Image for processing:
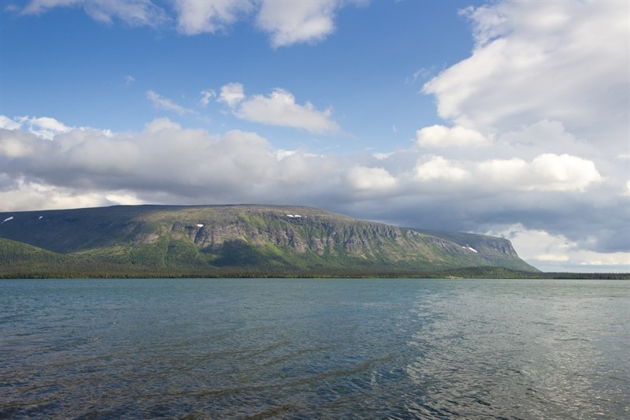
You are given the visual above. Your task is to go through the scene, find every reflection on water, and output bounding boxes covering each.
[404,282,629,418]
[1,278,628,418]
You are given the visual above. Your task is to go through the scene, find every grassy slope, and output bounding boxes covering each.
[0,205,540,277]
[1,237,627,279]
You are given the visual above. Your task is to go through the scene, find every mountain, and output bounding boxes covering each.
[0,204,538,277]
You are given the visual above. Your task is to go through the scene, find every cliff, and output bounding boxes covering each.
[0,204,538,277]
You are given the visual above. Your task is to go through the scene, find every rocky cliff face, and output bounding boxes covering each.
[0,205,538,274]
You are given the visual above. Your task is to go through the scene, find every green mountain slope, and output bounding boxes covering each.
[0,205,538,277]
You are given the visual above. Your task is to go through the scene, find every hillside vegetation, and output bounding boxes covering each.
[0,204,539,278]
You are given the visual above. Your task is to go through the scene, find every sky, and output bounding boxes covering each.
[0,0,629,272]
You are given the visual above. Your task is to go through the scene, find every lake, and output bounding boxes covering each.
[1,278,629,418]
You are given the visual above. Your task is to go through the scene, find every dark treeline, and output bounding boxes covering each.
[1,266,628,280]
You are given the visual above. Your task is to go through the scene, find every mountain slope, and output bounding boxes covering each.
[0,205,538,277]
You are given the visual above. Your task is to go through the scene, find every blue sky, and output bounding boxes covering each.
[1,0,482,152]
[0,0,629,272]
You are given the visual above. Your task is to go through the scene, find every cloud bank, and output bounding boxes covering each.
[1,110,627,272]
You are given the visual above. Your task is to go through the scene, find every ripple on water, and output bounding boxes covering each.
[0,278,629,418]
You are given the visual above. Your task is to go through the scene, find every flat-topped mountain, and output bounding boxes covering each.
[0,204,538,277]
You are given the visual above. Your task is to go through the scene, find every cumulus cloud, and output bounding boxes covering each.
[478,154,602,192]
[218,84,339,133]
[0,116,23,131]
[1,114,629,271]
[347,166,397,192]
[218,83,245,107]
[236,89,339,133]
[173,0,359,46]
[22,117,71,139]
[146,90,194,115]
[422,0,629,149]
[177,0,362,46]
[415,156,469,182]
[416,125,489,148]
[0,117,344,203]
[1,116,71,140]
[410,153,602,192]
[0,130,37,158]
[526,154,603,192]
[398,0,629,268]
[18,0,358,46]
[172,0,252,35]
[257,0,339,47]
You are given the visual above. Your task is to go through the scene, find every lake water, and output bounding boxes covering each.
[1,278,629,419]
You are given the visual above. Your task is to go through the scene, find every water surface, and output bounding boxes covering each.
[1,278,629,418]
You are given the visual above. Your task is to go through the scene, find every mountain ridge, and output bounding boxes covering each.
[0,204,539,277]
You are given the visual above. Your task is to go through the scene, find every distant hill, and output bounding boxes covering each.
[0,204,539,278]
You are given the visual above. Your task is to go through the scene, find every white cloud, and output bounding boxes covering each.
[410,0,628,202]
[199,89,216,106]
[19,0,358,47]
[478,154,602,192]
[18,0,361,47]
[146,90,194,115]
[400,0,627,265]
[0,116,21,131]
[411,153,602,192]
[236,89,338,133]
[257,0,339,47]
[416,125,489,147]
[498,119,579,149]
[528,154,602,192]
[0,178,142,211]
[347,166,397,192]
[373,152,393,161]
[490,224,630,272]
[218,83,245,107]
[0,130,37,158]
[422,0,629,149]
[535,254,569,263]
[22,0,78,13]
[275,149,296,160]
[1,114,628,269]
[22,0,167,26]
[172,0,253,35]
[219,84,339,133]
[124,74,135,85]
[415,156,469,182]
[24,116,71,137]
[1,116,72,140]
[476,158,525,186]
[0,117,342,203]
[144,117,182,132]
